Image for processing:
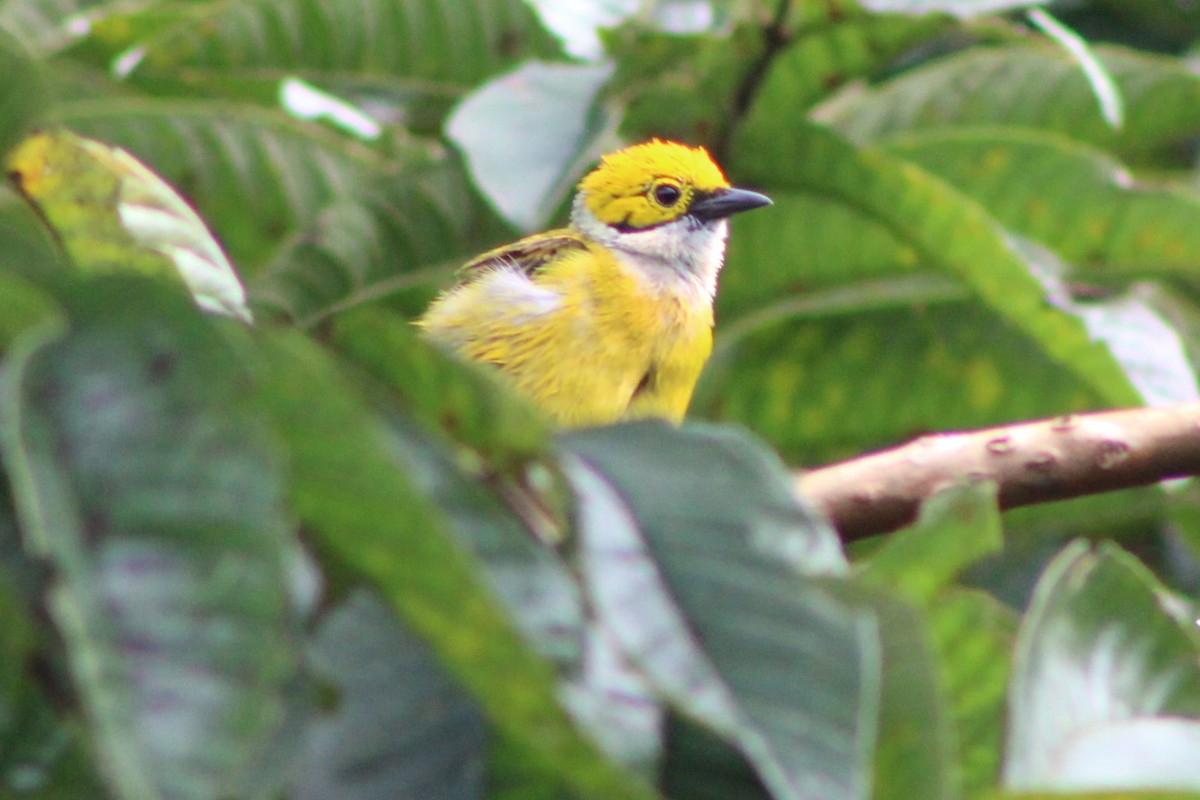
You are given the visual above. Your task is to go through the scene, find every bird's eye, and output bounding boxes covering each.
[652,182,682,207]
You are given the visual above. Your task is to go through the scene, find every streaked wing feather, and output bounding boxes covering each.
[458,229,589,280]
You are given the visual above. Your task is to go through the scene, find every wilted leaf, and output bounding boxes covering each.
[6,131,252,322]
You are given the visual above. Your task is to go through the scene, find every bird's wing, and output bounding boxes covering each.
[457,229,590,280]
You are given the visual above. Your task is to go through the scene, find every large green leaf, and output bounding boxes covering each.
[294,590,486,800]
[0,277,301,800]
[699,302,1102,463]
[746,13,948,120]
[564,423,865,800]
[252,160,506,325]
[818,44,1200,157]
[859,483,1010,800]
[80,0,561,88]
[1005,541,1200,792]
[930,590,1015,799]
[884,128,1200,277]
[253,329,654,800]
[731,118,1142,408]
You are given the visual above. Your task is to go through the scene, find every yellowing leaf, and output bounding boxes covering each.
[7,130,252,322]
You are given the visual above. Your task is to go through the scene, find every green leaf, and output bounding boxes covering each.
[294,590,486,800]
[0,517,109,799]
[700,300,1101,464]
[253,152,510,325]
[858,587,955,800]
[859,481,1003,603]
[1027,9,1123,129]
[857,484,1008,800]
[0,277,301,800]
[448,60,616,231]
[0,0,107,52]
[930,590,1015,799]
[731,118,1142,407]
[6,131,252,322]
[0,30,45,156]
[859,0,1037,13]
[818,44,1200,157]
[331,306,553,465]
[883,128,1200,277]
[84,0,561,88]
[564,422,864,800]
[54,100,381,272]
[253,330,654,800]
[1005,541,1200,792]
[747,13,948,117]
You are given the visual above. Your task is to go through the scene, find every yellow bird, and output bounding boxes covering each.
[418,139,771,427]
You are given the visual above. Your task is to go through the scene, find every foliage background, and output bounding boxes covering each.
[3,0,1200,798]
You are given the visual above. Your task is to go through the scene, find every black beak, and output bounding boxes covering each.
[689,187,772,222]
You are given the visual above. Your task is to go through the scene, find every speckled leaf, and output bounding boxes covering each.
[697,302,1102,464]
[884,129,1200,277]
[731,118,1142,408]
[0,277,300,800]
[6,131,253,322]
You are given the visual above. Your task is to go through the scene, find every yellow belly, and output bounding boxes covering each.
[418,243,713,427]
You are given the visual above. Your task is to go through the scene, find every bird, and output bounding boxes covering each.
[417,139,771,427]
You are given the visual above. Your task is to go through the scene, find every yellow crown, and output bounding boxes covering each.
[577,139,731,230]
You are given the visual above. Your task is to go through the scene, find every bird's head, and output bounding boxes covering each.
[569,139,771,294]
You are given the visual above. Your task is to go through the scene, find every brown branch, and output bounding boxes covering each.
[794,403,1200,541]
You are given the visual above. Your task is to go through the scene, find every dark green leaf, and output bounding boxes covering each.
[253,330,654,800]
[0,276,301,800]
[295,590,486,800]
[565,422,863,800]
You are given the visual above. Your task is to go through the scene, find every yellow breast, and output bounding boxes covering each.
[418,240,713,427]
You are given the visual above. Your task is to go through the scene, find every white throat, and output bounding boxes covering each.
[570,195,729,301]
